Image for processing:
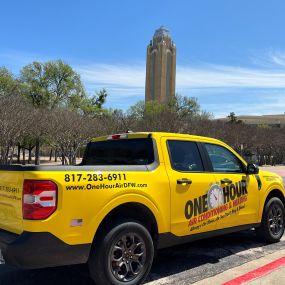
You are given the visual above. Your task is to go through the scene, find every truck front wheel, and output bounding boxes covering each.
[88,221,154,285]
[256,197,285,243]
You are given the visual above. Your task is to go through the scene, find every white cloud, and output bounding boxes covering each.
[2,50,285,115]
[177,65,285,88]
[269,52,285,67]
[77,61,285,92]
[250,50,285,69]
[76,60,285,115]
[3,50,285,91]
[77,64,145,88]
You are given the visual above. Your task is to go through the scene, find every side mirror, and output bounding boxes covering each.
[246,163,259,175]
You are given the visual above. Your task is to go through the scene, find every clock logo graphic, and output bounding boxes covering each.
[207,184,224,209]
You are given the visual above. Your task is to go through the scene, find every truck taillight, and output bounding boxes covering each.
[23,180,57,220]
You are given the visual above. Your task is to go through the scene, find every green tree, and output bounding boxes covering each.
[20,62,49,107]
[0,67,20,97]
[81,88,108,115]
[227,112,242,124]
[127,101,145,119]
[20,60,85,109]
[127,95,211,120]
[44,60,85,109]
[93,88,107,109]
[168,95,205,119]
[127,100,165,119]
[20,60,108,114]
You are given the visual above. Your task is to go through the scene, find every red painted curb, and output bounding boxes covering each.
[222,256,285,285]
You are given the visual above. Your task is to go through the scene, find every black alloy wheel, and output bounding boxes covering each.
[109,233,146,282]
[88,221,154,285]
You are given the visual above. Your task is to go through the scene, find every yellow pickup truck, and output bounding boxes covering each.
[0,132,284,285]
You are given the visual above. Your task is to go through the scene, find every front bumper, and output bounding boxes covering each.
[0,229,91,269]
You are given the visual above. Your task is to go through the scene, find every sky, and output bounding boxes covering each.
[1,0,285,118]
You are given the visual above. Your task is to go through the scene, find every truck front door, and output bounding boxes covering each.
[162,138,219,237]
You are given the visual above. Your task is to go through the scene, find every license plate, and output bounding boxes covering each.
[0,250,5,264]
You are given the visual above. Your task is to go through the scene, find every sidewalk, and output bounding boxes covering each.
[246,265,285,285]
[194,249,285,285]
[223,256,285,285]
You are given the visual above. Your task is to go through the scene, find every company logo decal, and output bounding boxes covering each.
[185,180,248,231]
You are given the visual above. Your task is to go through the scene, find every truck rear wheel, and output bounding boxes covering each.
[256,197,285,243]
[88,221,154,285]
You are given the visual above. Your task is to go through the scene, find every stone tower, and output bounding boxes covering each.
[145,26,176,102]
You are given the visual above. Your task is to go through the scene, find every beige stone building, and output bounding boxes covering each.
[145,26,176,102]
[220,114,285,128]
[237,114,285,128]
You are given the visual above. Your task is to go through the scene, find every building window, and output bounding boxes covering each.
[151,51,156,100]
[166,51,172,99]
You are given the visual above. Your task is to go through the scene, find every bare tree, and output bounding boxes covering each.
[0,95,36,164]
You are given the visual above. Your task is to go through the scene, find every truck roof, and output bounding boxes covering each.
[90,132,223,145]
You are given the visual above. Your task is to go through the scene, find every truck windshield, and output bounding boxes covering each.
[83,138,155,165]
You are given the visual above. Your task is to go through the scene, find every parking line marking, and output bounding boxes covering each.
[222,256,285,285]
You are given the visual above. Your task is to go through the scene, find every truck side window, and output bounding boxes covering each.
[205,143,244,173]
[167,140,204,172]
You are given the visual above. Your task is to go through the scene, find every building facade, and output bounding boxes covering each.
[145,26,176,103]
[219,114,285,128]
[237,114,285,128]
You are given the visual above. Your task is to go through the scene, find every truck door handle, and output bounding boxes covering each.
[220,179,232,184]
[177,179,192,185]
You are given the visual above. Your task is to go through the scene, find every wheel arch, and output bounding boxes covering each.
[92,202,159,248]
[265,189,285,205]
[260,188,285,220]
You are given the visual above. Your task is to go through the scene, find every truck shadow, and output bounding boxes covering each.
[0,230,284,285]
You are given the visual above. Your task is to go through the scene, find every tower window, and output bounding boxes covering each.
[151,51,156,100]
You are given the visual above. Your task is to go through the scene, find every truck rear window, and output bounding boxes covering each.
[83,138,155,165]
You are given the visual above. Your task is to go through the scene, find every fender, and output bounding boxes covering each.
[258,183,285,221]
[87,193,169,243]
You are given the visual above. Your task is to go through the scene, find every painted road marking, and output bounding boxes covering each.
[222,256,285,285]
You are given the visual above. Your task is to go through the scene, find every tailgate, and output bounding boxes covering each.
[0,171,23,234]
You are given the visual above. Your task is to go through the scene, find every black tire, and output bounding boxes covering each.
[88,221,154,285]
[256,197,285,243]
